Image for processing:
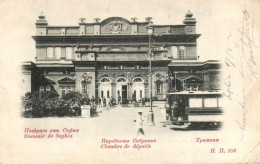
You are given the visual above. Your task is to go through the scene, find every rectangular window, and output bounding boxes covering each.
[107,90,110,98]
[55,47,61,59]
[66,47,73,59]
[204,98,218,107]
[46,85,51,91]
[67,86,72,93]
[47,47,54,59]
[140,90,142,98]
[40,86,44,93]
[82,84,87,94]
[193,85,199,91]
[179,46,186,59]
[101,91,104,98]
[189,98,203,108]
[218,97,223,107]
[157,84,162,93]
[187,85,192,91]
[101,66,108,69]
[62,86,66,97]
[73,47,77,59]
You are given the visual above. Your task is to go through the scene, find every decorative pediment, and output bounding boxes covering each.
[58,77,75,84]
[101,17,131,34]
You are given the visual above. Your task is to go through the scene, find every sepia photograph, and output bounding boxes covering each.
[1,0,260,163]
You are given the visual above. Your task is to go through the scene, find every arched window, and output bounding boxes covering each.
[133,78,143,82]
[117,78,126,82]
[101,77,110,82]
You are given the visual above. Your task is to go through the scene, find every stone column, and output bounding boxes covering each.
[111,82,116,99]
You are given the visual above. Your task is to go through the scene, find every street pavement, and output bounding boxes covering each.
[92,105,170,137]
[17,104,225,164]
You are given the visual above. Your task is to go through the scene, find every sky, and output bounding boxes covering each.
[0,0,260,64]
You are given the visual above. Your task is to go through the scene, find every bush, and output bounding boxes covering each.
[21,91,81,118]
[22,110,33,118]
[22,92,33,111]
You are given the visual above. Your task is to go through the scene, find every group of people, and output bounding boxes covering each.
[97,96,115,108]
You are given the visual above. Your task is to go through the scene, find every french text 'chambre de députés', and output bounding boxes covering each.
[100,138,156,149]
[24,128,79,139]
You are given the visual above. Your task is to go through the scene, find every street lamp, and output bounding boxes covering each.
[147,22,155,126]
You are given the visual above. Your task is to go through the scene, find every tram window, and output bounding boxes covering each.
[189,98,203,108]
[218,97,223,107]
[204,98,218,107]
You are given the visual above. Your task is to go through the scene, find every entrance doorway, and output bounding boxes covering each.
[122,85,127,100]
[132,77,144,101]
[116,77,128,104]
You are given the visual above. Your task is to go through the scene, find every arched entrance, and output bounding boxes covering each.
[115,77,128,104]
[131,77,144,101]
[99,77,112,99]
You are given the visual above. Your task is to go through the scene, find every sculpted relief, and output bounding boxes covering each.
[101,17,131,34]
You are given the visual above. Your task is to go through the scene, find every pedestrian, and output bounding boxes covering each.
[118,95,121,105]
[98,97,101,108]
[110,96,113,107]
[91,96,95,103]
[103,97,106,108]
[135,111,145,137]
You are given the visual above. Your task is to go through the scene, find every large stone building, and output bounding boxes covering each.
[22,11,221,103]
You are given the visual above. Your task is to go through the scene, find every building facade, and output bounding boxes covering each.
[22,11,221,102]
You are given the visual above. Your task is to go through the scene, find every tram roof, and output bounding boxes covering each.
[166,91,222,95]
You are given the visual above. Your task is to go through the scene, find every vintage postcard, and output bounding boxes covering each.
[0,0,260,163]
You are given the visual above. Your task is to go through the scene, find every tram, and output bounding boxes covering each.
[166,91,223,128]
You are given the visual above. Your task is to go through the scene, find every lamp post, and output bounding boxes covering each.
[147,22,155,126]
